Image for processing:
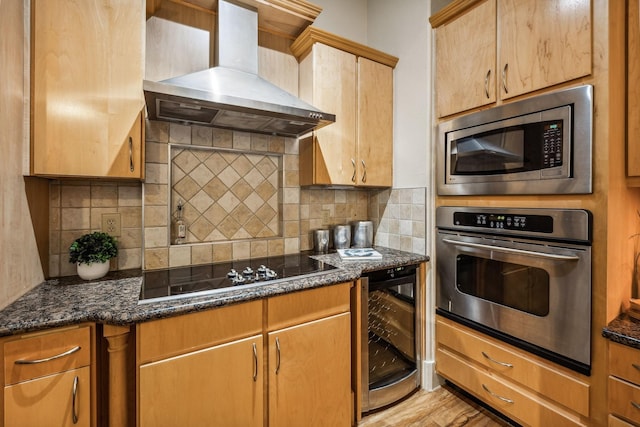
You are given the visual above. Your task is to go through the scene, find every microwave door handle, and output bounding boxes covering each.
[441,238,580,261]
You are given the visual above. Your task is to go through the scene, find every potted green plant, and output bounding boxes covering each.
[69,231,118,280]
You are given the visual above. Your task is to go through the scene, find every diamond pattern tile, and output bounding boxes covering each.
[171,146,281,243]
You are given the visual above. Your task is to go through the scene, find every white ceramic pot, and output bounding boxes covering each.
[77,261,110,280]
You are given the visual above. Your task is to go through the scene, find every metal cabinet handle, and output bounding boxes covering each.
[15,346,81,365]
[501,63,509,94]
[351,159,356,183]
[129,136,134,172]
[361,159,367,183]
[72,375,79,424]
[482,351,513,368]
[633,363,640,371]
[632,401,640,410]
[252,342,258,382]
[275,337,281,374]
[482,384,514,404]
[484,69,491,99]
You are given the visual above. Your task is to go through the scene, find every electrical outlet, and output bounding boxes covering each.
[101,213,121,237]
[322,209,331,225]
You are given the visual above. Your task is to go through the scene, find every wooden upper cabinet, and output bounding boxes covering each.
[431,0,592,118]
[31,0,145,178]
[292,27,398,187]
[628,0,640,178]
[435,0,497,118]
[498,0,591,100]
[358,57,394,187]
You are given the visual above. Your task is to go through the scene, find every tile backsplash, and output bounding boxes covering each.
[47,120,428,277]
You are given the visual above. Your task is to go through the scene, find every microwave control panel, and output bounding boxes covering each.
[453,212,553,233]
[542,121,563,168]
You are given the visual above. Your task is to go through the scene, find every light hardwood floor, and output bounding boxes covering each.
[358,384,515,427]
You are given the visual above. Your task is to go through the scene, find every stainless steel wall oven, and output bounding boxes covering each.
[435,206,592,375]
[361,265,421,412]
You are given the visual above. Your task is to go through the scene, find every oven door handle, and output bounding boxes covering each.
[441,238,581,261]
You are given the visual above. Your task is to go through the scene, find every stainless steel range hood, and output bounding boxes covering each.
[144,0,335,138]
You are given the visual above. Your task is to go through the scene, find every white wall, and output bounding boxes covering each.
[311,0,368,44]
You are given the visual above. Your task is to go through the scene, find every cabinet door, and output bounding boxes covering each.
[139,335,263,427]
[357,57,393,187]
[300,43,357,185]
[31,0,145,178]
[5,366,91,427]
[628,0,640,177]
[435,0,496,118]
[498,0,591,100]
[268,312,351,427]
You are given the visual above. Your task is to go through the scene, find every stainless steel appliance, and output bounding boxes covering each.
[361,264,421,412]
[139,253,337,303]
[436,206,592,375]
[352,221,374,248]
[437,85,593,195]
[144,0,335,137]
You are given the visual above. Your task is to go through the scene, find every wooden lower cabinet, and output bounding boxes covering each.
[436,315,589,426]
[137,283,353,427]
[268,313,351,427]
[5,366,91,427]
[139,335,263,427]
[608,341,640,426]
[2,324,95,427]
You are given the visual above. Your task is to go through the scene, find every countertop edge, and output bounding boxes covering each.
[0,247,428,337]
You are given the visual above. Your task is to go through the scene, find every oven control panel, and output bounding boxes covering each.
[453,212,553,233]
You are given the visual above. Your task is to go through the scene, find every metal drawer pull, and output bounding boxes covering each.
[632,401,640,410]
[275,337,281,374]
[484,69,491,99]
[441,238,580,261]
[501,63,509,94]
[482,384,514,404]
[14,346,81,365]
[361,159,367,183]
[351,159,357,183]
[252,342,258,382]
[632,363,640,371]
[129,136,134,172]
[482,351,513,368]
[72,375,79,424]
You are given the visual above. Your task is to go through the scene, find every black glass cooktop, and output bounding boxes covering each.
[139,252,336,304]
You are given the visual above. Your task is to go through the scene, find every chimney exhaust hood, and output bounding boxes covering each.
[143,0,335,138]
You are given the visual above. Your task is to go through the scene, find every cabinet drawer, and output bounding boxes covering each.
[610,342,640,385]
[138,300,262,363]
[4,326,91,385]
[609,414,637,427]
[436,316,589,416]
[610,376,640,425]
[267,282,351,331]
[5,365,91,427]
[437,347,586,427]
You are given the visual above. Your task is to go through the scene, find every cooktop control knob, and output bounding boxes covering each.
[242,267,254,277]
[231,275,246,285]
[227,269,238,279]
[266,269,278,279]
[257,265,267,277]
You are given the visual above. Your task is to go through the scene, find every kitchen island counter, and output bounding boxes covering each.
[0,247,428,337]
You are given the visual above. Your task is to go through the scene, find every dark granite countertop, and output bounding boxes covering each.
[603,314,640,349]
[0,247,428,337]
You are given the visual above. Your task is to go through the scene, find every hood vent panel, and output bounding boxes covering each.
[144,0,334,137]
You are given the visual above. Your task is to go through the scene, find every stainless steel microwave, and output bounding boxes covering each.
[436,85,593,195]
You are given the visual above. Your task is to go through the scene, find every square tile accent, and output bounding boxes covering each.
[171,145,282,243]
